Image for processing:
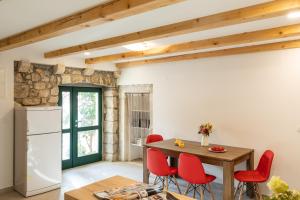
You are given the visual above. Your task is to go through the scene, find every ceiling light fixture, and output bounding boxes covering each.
[84,52,91,56]
[287,11,300,19]
[123,42,155,51]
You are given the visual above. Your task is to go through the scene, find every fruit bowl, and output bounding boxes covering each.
[208,146,227,153]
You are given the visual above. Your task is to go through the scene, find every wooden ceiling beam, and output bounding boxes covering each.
[116,39,300,68]
[0,0,184,51]
[45,0,300,58]
[86,23,300,64]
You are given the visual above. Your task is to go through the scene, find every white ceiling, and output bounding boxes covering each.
[1,0,300,66]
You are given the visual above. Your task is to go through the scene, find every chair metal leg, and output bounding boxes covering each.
[153,176,158,185]
[254,183,262,200]
[239,182,244,200]
[172,175,181,194]
[165,176,169,190]
[199,187,204,200]
[193,188,196,199]
[235,181,241,198]
[208,183,215,200]
[185,184,191,195]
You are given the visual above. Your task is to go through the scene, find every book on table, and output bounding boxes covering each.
[93,183,179,200]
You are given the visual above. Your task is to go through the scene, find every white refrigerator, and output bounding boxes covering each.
[14,106,62,197]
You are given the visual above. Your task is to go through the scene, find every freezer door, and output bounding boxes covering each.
[27,132,61,193]
[27,108,61,135]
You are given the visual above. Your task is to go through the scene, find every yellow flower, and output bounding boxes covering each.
[267,176,289,194]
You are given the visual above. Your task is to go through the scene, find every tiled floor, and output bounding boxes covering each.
[0,161,251,200]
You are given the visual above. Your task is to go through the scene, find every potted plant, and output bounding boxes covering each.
[264,176,300,200]
[198,122,213,146]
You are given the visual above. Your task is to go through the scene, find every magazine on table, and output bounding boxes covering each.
[93,183,179,200]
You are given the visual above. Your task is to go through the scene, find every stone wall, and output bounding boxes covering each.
[14,61,119,161]
[14,61,117,106]
[103,89,119,161]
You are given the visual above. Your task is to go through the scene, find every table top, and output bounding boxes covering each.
[145,139,254,162]
[64,175,193,200]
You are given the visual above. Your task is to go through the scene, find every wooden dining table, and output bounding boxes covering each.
[143,139,255,200]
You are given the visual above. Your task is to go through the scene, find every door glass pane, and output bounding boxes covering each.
[62,91,70,130]
[78,130,99,157]
[62,133,70,160]
[78,92,99,127]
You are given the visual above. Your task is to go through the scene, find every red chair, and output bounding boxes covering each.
[146,134,164,144]
[234,150,274,200]
[178,153,216,199]
[147,148,181,193]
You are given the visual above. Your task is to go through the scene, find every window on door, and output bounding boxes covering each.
[59,86,102,169]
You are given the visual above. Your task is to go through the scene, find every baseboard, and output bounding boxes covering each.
[0,186,13,195]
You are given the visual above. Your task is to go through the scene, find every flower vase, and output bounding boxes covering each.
[201,134,209,146]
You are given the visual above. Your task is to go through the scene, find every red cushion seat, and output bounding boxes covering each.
[234,150,274,183]
[234,170,266,183]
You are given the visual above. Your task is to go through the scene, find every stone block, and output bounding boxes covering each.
[71,69,82,75]
[103,121,118,134]
[50,75,56,83]
[22,98,41,106]
[51,87,59,96]
[34,82,46,90]
[29,89,39,97]
[71,74,83,83]
[48,96,59,104]
[46,83,52,89]
[57,76,62,84]
[39,89,50,98]
[104,133,118,145]
[83,66,94,76]
[18,60,32,73]
[103,153,118,161]
[104,88,118,97]
[41,76,50,82]
[25,74,31,80]
[91,75,99,83]
[15,84,29,98]
[35,68,45,77]
[31,73,41,82]
[15,73,24,83]
[113,70,121,79]
[53,64,65,74]
[103,143,118,154]
[104,96,118,108]
[41,98,48,104]
[105,108,118,122]
[61,74,71,84]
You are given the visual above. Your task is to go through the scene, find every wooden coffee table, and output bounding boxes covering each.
[64,175,193,200]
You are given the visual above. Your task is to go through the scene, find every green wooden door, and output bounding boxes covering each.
[59,86,102,169]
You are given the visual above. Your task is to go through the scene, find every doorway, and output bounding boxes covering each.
[59,86,102,169]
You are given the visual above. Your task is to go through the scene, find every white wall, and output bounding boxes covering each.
[0,47,115,190]
[118,49,300,193]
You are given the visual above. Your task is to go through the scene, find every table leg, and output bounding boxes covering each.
[246,151,255,198]
[143,146,149,183]
[223,161,234,200]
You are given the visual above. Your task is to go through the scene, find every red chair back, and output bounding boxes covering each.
[147,148,170,176]
[256,150,274,180]
[146,134,163,144]
[178,153,207,184]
